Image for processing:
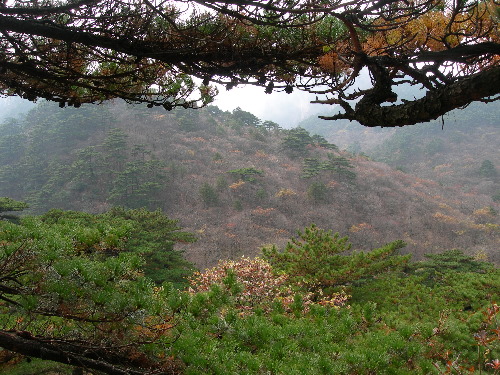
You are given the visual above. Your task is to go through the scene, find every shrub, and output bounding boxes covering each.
[189,257,348,314]
[227,167,264,182]
[263,224,409,296]
[212,152,223,162]
[255,188,268,202]
[215,176,228,190]
[308,182,328,203]
[199,183,219,207]
[233,199,243,211]
[281,127,314,158]
[492,191,500,203]
[479,160,497,178]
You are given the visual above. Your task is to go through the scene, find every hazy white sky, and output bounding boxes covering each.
[210,70,376,128]
[211,85,329,128]
[0,93,323,129]
[0,87,331,128]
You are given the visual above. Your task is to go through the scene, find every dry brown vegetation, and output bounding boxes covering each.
[1,101,498,270]
[300,100,500,199]
[105,102,500,268]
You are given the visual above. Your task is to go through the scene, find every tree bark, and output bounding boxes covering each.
[0,330,168,375]
[320,65,500,127]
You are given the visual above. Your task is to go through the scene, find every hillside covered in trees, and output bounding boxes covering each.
[300,100,500,202]
[0,101,499,375]
[0,101,498,268]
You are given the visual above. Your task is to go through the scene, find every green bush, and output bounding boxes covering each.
[307,182,328,203]
[200,182,219,206]
[227,167,264,182]
[263,224,409,296]
[479,159,497,178]
[493,191,500,202]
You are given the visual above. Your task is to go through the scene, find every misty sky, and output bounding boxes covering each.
[0,70,378,128]
[0,89,331,128]
[212,85,329,128]
[211,69,375,128]
[1,70,380,128]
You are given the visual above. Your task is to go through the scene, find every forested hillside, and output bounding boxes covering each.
[0,101,498,268]
[300,101,500,200]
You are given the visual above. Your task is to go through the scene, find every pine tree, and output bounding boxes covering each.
[281,128,314,158]
[263,224,409,295]
[199,182,219,207]
[479,160,497,179]
[0,197,28,222]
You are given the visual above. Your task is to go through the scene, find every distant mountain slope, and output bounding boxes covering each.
[300,101,500,199]
[0,96,36,121]
[0,101,498,269]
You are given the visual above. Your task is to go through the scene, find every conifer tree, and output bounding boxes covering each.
[281,128,314,158]
[0,210,189,374]
[0,0,498,126]
[0,197,28,222]
[227,167,264,182]
[263,224,409,294]
[480,160,497,179]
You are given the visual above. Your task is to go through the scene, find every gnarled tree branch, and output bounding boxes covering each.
[0,330,177,375]
[320,65,500,127]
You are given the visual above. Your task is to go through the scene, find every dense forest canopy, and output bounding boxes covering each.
[0,0,499,126]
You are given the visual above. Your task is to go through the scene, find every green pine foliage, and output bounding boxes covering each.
[281,127,314,157]
[262,120,282,133]
[493,190,500,202]
[172,246,499,375]
[282,127,337,158]
[263,224,409,296]
[0,197,28,223]
[104,207,196,286]
[227,167,264,182]
[36,207,195,287]
[109,160,166,208]
[231,107,262,128]
[307,181,329,203]
[326,153,357,180]
[302,153,356,180]
[311,134,337,150]
[302,157,324,178]
[1,217,499,375]
[410,249,492,276]
[479,159,497,178]
[0,197,28,214]
[199,182,220,207]
[0,211,188,374]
